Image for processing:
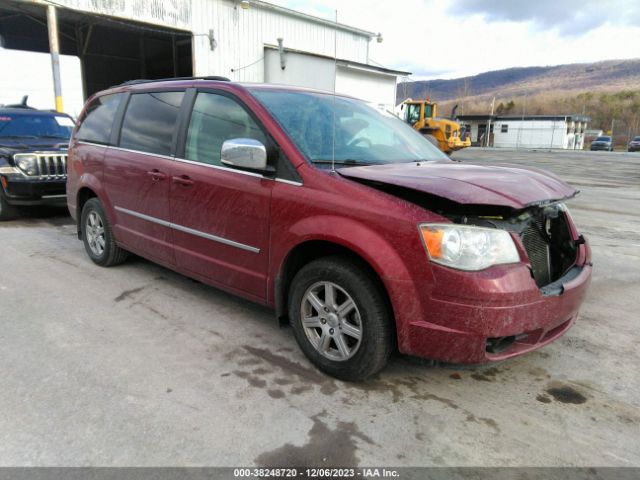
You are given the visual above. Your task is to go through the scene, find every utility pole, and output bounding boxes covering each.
[517,94,527,149]
[485,96,495,148]
[611,118,615,151]
[47,5,63,112]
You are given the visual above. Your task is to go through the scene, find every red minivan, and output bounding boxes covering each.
[66,78,592,381]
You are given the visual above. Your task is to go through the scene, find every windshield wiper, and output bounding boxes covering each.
[312,159,373,167]
[0,135,38,139]
[40,135,69,139]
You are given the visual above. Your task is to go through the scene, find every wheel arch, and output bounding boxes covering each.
[76,186,98,238]
[274,239,397,336]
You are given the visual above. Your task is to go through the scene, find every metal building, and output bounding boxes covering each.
[458,114,591,150]
[0,0,407,114]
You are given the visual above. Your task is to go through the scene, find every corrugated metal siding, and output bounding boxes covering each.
[37,0,370,83]
[190,0,370,82]
[49,0,192,30]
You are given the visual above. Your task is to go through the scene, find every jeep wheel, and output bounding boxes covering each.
[288,256,393,381]
[81,198,128,266]
[0,191,18,221]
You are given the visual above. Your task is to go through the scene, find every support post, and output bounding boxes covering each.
[486,96,495,148]
[47,5,63,112]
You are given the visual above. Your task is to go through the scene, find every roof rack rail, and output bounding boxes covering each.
[117,76,231,87]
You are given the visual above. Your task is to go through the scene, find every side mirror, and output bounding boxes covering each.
[221,138,273,173]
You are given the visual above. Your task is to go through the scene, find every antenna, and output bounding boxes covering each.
[331,9,338,174]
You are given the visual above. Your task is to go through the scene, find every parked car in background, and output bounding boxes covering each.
[67,78,592,381]
[0,98,73,220]
[628,136,640,152]
[590,135,613,151]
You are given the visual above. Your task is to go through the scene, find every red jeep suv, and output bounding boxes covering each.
[66,77,592,381]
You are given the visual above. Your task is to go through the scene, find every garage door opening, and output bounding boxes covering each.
[0,1,192,99]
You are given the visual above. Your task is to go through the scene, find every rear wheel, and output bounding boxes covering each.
[288,256,393,381]
[81,198,128,266]
[0,191,18,221]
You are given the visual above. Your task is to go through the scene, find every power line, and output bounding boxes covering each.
[231,56,264,73]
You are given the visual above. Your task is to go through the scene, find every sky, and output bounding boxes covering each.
[269,0,640,80]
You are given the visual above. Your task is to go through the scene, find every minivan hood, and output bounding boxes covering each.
[337,161,577,209]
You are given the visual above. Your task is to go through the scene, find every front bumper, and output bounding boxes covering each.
[393,243,592,364]
[590,145,611,151]
[1,176,67,206]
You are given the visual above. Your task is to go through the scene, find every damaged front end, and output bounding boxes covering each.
[337,161,592,363]
[450,204,582,292]
[347,176,585,294]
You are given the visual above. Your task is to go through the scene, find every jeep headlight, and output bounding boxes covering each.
[14,154,38,176]
[419,223,520,271]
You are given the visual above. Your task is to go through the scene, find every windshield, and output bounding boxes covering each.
[0,113,74,139]
[595,136,611,142]
[250,90,448,165]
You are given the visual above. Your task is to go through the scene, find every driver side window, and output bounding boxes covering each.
[185,92,267,166]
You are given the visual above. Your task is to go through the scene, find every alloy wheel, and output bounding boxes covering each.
[300,281,363,362]
[85,210,106,256]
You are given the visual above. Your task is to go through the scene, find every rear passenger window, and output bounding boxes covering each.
[185,93,266,166]
[76,93,123,145]
[119,91,184,156]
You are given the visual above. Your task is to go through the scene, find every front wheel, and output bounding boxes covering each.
[288,256,394,381]
[81,198,128,267]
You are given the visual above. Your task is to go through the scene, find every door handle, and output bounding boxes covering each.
[146,169,167,181]
[172,175,194,187]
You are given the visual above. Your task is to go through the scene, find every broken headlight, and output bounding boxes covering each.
[419,223,520,271]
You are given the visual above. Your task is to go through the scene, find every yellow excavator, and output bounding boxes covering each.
[400,98,470,154]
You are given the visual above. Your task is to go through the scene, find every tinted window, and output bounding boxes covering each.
[185,92,266,166]
[76,93,122,144]
[0,114,73,139]
[595,136,611,141]
[120,91,184,156]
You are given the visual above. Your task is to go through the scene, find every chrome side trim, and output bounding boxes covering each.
[173,156,265,179]
[76,140,108,148]
[114,206,260,253]
[275,178,303,187]
[107,145,175,162]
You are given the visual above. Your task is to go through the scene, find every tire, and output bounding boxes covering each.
[81,198,128,267]
[288,255,394,381]
[0,190,18,221]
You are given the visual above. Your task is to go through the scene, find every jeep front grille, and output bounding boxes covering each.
[34,153,67,179]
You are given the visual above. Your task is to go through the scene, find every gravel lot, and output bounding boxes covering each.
[0,148,638,467]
